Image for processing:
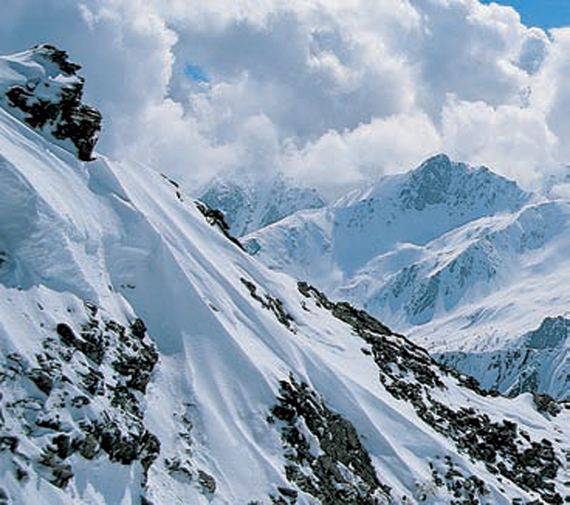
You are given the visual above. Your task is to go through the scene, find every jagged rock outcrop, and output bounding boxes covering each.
[0,303,160,496]
[269,375,391,504]
[241,277,296,331]
[196,200,245,250]
[0,44,101,161]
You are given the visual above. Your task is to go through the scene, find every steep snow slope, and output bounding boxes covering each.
[0,50,569,504]
[245,156,570,399]
[200,172,325,236]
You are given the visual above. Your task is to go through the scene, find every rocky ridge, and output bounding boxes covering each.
[0,44,101,161]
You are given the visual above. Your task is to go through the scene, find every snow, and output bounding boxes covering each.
[246,155,570,399]
[199,172,326,237]
[0,58,568,504]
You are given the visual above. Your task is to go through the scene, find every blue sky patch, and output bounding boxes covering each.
[184,63,209,83]
[481,1,570,29]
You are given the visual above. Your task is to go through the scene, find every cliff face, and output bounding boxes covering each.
[0,44,101,161]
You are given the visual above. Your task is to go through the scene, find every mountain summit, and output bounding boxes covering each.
[399,154,528,213]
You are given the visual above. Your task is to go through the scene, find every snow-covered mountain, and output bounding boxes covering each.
[437,316,569,400]
[1,46,569,504]
[200,172,325,236]
[244,156,570,400]
[244,155,530,289]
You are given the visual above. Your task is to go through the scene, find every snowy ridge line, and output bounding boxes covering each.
[244,154,570,400]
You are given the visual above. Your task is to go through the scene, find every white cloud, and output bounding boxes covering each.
[1,0,570,195]
[441,95,558,185]
[533,28,570,160]
[284,113,442,197]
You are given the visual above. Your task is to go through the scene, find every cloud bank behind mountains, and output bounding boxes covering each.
[1,0,569,197]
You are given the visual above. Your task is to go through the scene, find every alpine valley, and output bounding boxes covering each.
[0,45,568,505]
[244,155,570,402]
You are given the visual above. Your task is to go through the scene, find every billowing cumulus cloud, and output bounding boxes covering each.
[1,0,569,196]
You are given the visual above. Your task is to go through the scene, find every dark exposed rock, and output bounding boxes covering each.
[332,301,392,336]
[131,318,147,340]
[38,452,74,489]
[165,456,194,482]
[278,486,298,500]
[27,367,54,395]
[195,200,245,250]
[427,457,489,502]
[73,432,100,460]
[270,374,391,504]
[3,44,102,161]
[198,469,217,494]
[241,278,296,331]
[49,433,72,460]
[0,435,18,453]
[78,366,105,396]
[56,323,78,347]
[110,320,159,393]
[161,174,183,202]
[533,393,562,417]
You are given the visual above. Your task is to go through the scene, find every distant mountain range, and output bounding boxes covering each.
[241,155,569,399]
[200,172,325,237]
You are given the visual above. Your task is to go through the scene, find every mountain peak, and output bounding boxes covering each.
[399,154,527,213]
[0,44,101,161]
[415,153,453,173]
[20,44,82,76]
